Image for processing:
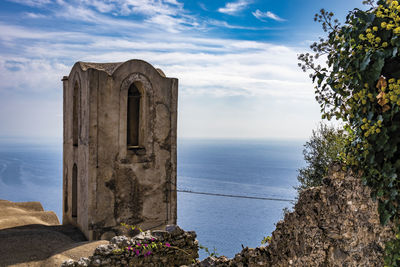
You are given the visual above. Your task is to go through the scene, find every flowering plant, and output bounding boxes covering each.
[113,224,194,260]
[298,1,400,265]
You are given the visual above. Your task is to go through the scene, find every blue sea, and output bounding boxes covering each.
[0,138,305,259]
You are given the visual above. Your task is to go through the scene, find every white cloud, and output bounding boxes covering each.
[198,2,208,11]
[84,0,115,13]
[218,0,251,15]
[207,19,262,30]
[252,9,286,22]
[7,0,51,7]
[57,3,147,29]
[0,22,311,99]
[0,58,69,94]
[56,0,199,33]
[0,1,319,139]
[23,12,47,19]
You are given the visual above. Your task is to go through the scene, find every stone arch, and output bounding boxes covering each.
[127,83,141,147]
[72,71,81,147]
[119,73,154,157]
[73,81,79,146]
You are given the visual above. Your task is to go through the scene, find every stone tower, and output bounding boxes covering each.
[62,59,178,240]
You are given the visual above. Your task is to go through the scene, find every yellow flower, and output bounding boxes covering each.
[382,22,387,28]
[376,128,381,133]
[393,0,399,6]
[366,28,372,33]
[394,27,400,34]
[397,6,400,12]
[382,42,388,47]
[375,37,382,43]
[364,83,369,87]
[373,26,379,31]
[387,24,394,30]
[389,78,396,83]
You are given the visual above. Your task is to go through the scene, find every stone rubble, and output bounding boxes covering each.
[61,225,198,267]
[62,166,394,266]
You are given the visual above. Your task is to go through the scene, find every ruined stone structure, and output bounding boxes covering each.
[61,225,198,267]
[61,165,393,267]
[62,59,178,240]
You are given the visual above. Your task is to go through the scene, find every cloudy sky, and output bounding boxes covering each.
[0,0,366,141]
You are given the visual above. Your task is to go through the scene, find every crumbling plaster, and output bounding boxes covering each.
[62,59,178,240]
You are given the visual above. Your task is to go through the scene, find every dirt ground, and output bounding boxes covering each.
[0,199,107,267]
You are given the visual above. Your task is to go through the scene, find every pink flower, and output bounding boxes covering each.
[144,251,151,257]
[165,242,171,247]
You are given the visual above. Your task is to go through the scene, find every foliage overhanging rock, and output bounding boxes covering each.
[193,164,393,267]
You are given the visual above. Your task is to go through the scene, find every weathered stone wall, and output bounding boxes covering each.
[61,166,393,266]
[62,60,178,240]
[61,225,198,267]
[194,165,394,267]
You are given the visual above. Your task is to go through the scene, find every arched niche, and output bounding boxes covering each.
[127,82,141,148]
[119,73,154,160]
[73,81,79,147]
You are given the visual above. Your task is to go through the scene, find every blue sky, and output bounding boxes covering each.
[0,0,367,140]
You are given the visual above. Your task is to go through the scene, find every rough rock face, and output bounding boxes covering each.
[61,166,393,267]
[194,166,394,267]
[62,225,198,267]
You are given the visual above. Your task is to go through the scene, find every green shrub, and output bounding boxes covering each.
[298,1,400,264]
[297,123,347,192]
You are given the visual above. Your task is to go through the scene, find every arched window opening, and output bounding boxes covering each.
[72,164,78,218]
[73,81,79,147]
[127,83,141,148]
